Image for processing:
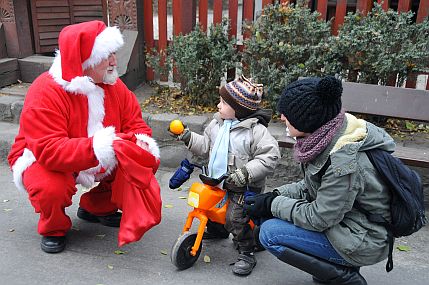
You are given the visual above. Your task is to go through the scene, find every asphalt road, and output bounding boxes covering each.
[1,164,428,285]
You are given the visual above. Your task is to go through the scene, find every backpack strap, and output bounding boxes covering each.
[316,157,331,181]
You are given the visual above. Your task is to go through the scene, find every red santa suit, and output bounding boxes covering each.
[8,21,161,244]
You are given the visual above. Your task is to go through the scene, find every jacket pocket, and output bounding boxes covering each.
[228,154,249,170]
[327,219,368,255]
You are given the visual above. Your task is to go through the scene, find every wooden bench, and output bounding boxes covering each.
[277,81,429,168]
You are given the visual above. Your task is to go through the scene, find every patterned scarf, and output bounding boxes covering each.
[294,110,345,163]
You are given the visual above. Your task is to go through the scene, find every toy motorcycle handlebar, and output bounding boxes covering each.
[169,158,230,189]
[198,173,229,186]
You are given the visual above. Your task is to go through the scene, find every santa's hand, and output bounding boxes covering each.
[136,139,149,151]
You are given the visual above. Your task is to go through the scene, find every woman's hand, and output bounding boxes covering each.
[243,191,279,219]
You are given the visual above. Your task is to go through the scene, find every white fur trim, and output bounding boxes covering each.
[11,148,36,193]
[49,51,98,94]
[93,126,117,171]
[49,51,68,87]
[135,134,160,159]
[86,86,105,136]
[82,26,124,70]
[66,76,97,95]
[49,51,106,137]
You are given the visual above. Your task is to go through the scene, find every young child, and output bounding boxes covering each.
[171,75,280,276]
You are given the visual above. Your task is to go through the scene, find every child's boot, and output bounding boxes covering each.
[232,252,256,276]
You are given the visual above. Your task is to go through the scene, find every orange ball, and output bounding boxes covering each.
[169,119,185,135]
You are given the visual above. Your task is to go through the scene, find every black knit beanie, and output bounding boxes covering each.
[277,76,343,133]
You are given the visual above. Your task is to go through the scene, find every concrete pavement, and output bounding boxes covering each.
[1,163,428,285]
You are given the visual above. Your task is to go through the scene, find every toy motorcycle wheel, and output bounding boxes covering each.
[171,232,202,270]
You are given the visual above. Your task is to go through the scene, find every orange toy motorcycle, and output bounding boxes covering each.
[170,167,230,270]
[170,163,255,270]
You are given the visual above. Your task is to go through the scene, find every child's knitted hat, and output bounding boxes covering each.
[219,75,263,119]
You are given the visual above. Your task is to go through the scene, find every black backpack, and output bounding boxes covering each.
[354,148,427,272]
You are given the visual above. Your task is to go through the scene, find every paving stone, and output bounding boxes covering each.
[18,55,53,83]
[0,95,23,123]
[0,58,19,88]
[147,113,179,141]
[0,122,18,164]
[0,83,30,97]
[181,114,211,134]
[158,143,191,169]
[10,100,23,124]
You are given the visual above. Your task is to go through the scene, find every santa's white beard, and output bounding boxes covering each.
[103,67,119,85]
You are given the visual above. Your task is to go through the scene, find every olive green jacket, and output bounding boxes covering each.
[271,113,395,266]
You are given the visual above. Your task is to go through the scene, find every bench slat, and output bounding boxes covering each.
[392,146,429,168]
[342,82,429,122]
[277,137,429,168]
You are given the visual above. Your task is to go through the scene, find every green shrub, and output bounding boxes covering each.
[146,19,238,107]
[146,2,429,111]
[325,3,429,86]
[242,1,332,110]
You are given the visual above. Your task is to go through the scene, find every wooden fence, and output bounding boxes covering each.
[143,0,429,89]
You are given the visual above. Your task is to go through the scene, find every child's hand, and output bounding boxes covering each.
[226,167,249,187]
[168,124,191,145]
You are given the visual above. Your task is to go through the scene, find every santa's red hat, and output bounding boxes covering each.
[52,20,124,92]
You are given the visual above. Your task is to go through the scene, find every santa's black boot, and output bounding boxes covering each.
[277,247,367,285]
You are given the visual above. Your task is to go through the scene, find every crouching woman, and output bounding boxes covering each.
[244,76,395,285]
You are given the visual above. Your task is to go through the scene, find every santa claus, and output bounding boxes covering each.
[8,20,161,253]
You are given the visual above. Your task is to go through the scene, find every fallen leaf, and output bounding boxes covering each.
[164,204,173,208]
[107,264,114,270]
[405,121,416,131]
[96,234,106,239]
[3,208,12,212]
[203,255,211,263]
[177,187,183,191]
[396,245,411,252]
[160,249,168,255]
[178,196,187,200]
[71,227,80,231]
[114,250,127,255]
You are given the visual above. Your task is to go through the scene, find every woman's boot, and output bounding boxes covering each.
[277,247,367,285]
